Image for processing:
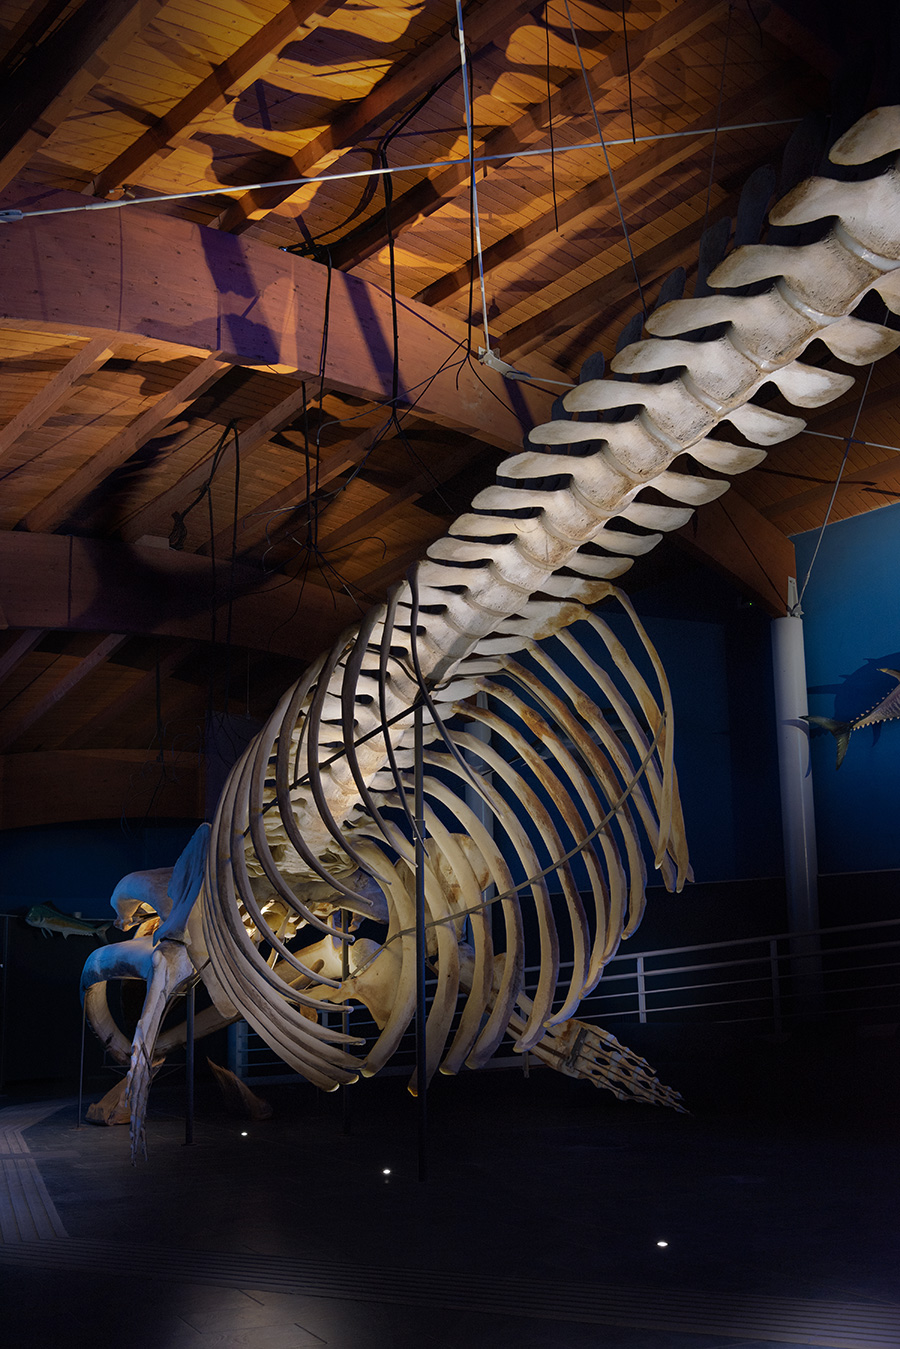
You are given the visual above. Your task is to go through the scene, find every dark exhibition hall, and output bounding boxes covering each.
[0,1,899,1345]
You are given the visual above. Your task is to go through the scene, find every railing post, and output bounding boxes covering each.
[636,955,647,1023]
[769,938,783,1034]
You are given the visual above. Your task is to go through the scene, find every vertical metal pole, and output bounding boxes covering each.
[414,703,428,1183]
[772,581,823,1016]
[341,908,350,1136]
[636,955,647,1023]
[77,1001,87,1128]
[184,983,195,1145]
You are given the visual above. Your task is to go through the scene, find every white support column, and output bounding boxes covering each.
[771,579,823,1014]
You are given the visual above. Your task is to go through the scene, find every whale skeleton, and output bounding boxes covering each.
[80,106,900,1158]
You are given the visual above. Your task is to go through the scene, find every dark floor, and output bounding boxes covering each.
[1,1023,899,1349]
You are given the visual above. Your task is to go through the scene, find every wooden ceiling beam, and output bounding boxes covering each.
[414,74,787,311]
[0,628,49,686]
[0,748,203,828]
[499,182,741,359]
[211,0,541,235]
[0,532,356,660]
[0,631,128,753]
[331,0,728,271]
[313,436,484,553]
[20,355,233,535]
[762,445,900,521]
[0,336,114,466]
[118,378,313,544]
[0,0,168,191]
[0,200,551,451]
[202,426,381,560]
[88,0,334,199]
[57,640,195,751]
[675,490,796,619]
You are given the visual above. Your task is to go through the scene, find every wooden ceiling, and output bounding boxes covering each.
[0,0,897,830]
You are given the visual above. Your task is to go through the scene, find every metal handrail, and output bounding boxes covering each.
[231,918,900,1081]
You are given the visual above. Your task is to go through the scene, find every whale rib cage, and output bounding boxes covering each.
[83,106,900,1141]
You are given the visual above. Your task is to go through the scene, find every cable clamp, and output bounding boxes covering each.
[478,346,575,389]
[478,346,528,381]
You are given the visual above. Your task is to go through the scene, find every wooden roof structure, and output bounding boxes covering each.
[0,0,897,830]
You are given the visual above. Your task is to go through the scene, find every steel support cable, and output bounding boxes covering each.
[0,124,803,223]
[796,335,881,610]
[455,0,491,355]
[562,0,646,315]
[703,1,734,233]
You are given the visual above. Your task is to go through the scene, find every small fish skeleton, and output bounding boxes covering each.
[26,903,110,941]
[805,670,900,768]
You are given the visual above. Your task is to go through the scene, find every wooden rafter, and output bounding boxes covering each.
[0,631,128,753]
[213,425,385,560]
[414,74,788,311]
[0,532,357,660]
[676,492,796,619]
[499,181,743,359]
[57,640,194,750]
[330,0,728,272]
[0,336,114,465]
[0,628,48,686]
[118,378,313,543]
[0,202,551,452]
[20,355,233,535]
[211,0,541,235]
[0,0,168,191]
[88,0,334,199]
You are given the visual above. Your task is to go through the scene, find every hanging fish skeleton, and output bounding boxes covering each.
[80,106,900,1159]
[805,668,900,767]
[26,902,110,941]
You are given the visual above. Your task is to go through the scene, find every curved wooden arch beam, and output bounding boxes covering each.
[0,532,357,661]
[0,749,203,829]
[0,191,548,454]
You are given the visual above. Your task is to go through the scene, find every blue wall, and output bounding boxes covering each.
[794,502,900,875]
[0,820,198,920]
[602,566,783,886]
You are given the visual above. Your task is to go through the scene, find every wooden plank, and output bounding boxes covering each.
[331,0,728,270]
[21,355,232,534]
[0,632,128,753]
[0,629,48,686]
[314,436,483,552]
[0,532,357,660]
[0,337,113,465]
[0,749,203,827]
[414,73,786,310]
[675,490,796,618]
[204,425,380,558]
[212,0,542,234]
[57,640,194,750]
[119,378,312,543]
[0,198,552,451]
[89,0,334,198]
[0,0,168,190]
[762,446,900,522]
[500,181,743,359]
